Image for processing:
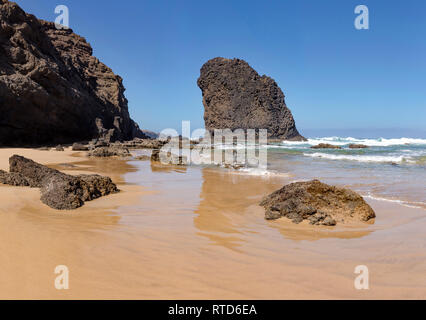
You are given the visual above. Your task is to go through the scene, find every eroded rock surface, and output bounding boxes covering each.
[0,0,146,147]
[1,155,118,209]
[311,143,342,149]
[197,57,305,141]
[87,146,130,157]
[260,180,376,225]
[349,144,369,149]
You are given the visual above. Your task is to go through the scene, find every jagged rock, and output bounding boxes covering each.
[2,155,118,209]
[0,0,147,147]
[87,146,130,157]
[260,180,376,225]
[311,143,342,149]
[197,57,305,141]
[40,173,118,210]
[55,145,65,151]
[72,143,89,151]
[9,155,60,187]
[141,130,159,139]
[0,169,32,187]
[122,138,169,149]
[348,144,369,149]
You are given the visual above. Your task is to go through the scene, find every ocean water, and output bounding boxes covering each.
[264,137,426,209]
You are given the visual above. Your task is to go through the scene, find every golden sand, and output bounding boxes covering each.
[0,148,425,299]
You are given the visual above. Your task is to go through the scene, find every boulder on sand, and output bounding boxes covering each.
[87,146,131,157]
[0,170,32,187]
[2,155,118,210]
[260,179,376,225]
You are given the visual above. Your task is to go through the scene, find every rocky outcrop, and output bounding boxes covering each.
[121,138,169,149]
[197,57,305,141]
[0,169,33,186]
[0,0,146,147]
[349,144,369,149]
[1,155,118,209]
[87,146,130,157]
[260,180,376,225]
[311,143,342,149]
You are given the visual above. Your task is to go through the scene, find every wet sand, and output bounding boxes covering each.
[0,149,425,299]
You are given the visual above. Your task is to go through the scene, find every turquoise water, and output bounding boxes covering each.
[266,137,426,209]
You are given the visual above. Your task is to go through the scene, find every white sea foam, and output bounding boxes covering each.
[229,167,289,177]
[304,152,413,163]
[280,137,426,147]
[363,194,425,209]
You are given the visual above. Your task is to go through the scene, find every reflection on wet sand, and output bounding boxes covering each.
[150,162,187,173]
[194,168,373,244]
[194,168,283,250]
[51,157,139,184]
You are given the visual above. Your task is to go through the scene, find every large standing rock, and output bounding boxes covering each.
[260,180,376,225]
[0,0,147,147]
[197,57,305,141]
[3,155,118,210]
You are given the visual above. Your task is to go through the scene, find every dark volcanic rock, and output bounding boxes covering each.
[348,144,369,149]
[260,180,376,225]
[197,57,305,141]
[3,155,118,209]
[72,143,89,151]
[121,138,169,149]
[311,143,342,149]
[9,155,60,187]
[0,169,32,186]
[0,0,147,147]
[40,173,118,210]
[87,146,131,157]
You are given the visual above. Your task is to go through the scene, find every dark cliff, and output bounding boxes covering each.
[0,0,146,146]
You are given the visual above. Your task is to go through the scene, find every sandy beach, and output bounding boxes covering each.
[0,148,425,299]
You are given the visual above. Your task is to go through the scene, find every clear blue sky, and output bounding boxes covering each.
[15,0,426,137]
